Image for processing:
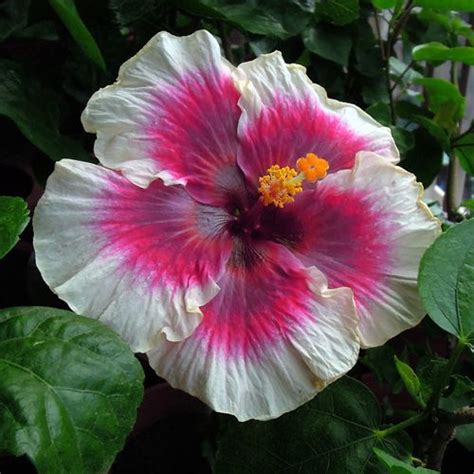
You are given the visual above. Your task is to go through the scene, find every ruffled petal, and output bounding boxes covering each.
[81,30,245,207]
[268,152,441,348]
[147,241,359,421]
[33,160,232,352]
[235,52,398,189]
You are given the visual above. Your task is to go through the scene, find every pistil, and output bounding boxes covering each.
[258,153,329,208]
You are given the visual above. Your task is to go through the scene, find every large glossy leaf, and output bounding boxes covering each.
[390,126,415,156]
[454,132,474,175]
[302,24,352,66]
[372,0,397,8]
[414,78,465,132]
[418,10,474,45]
[0,307,144,473]
[0,196,29,260]
[0,59,90,162]
[412,115,450,151]
[419,219,474,343]
[367,102,391,126]
[214,377,411,474]
[414,0,474,12]
[315,0,360,25]
[400,127,443,187]
[413,42,474,66]
[354,20,383,77]
[174,0,310,38]
[48,0,106,70]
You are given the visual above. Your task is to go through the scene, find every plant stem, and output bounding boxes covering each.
[452,123,474,144]
[378,0,413,125]
[427,339,466,411]
[373,6,395,124]
[445,151,458,221]
[426,418,455,470]
[445,28,471,218]
[390,59,414,93]
[385,57,396,125]
[375,412,428,438]
[376,339,467,440]
[426,408,474,470]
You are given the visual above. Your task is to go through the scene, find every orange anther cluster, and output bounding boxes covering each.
[258,165,303,208]
[258,154,329,208]
[296,153,329,183]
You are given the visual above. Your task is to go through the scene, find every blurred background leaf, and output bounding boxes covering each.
[0,196,29,260]
[48,0,106,69]
[0,59,90,162]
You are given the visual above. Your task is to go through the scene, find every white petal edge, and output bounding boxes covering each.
[33,159,226,352]
[81,30,237,188]
[235,51,399,164]
[324,151,442,348]
[147,267,360,421]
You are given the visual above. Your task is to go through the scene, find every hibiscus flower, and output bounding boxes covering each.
[33,30,440,421]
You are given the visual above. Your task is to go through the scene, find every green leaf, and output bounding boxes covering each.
[13,20,59,41]
[315,0,360,26]
[395,101,426,120]
[48,0,106,70]
[374,448,437,473]
[0,306,144,473]
[413,42,474,66]
[362,75,389,105]
[389,57,423,84]
[0,59,90,162]
[394,356,425,407]
[412,115,450,151]
[419,219,474,343]
[361,345,403,391]
[418,357,448,404]
[414,0,474,12]
[372,0,397,8]
[400,127,444,187]
[418,10,474,46]
[414,78,465,132]
[110,0,165,27]
[440,375,474,451]
[0,196,29,260]
[454,132,474,175]
[290,0,316,13]
[174,0,310,38]
[391,126,415,156]
[214,377,411,474]
[302,25,352,66]
[366,102,391,126]
[354,20,384,77]
[462,199,474,213]
[440,375,474,411]
[0,0,30,41]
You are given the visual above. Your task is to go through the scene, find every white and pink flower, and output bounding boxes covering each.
[33,30,440,421]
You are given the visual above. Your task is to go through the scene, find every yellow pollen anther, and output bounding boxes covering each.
[258,165,303,208]
[258,154,329,208]
[296,153,329,183]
